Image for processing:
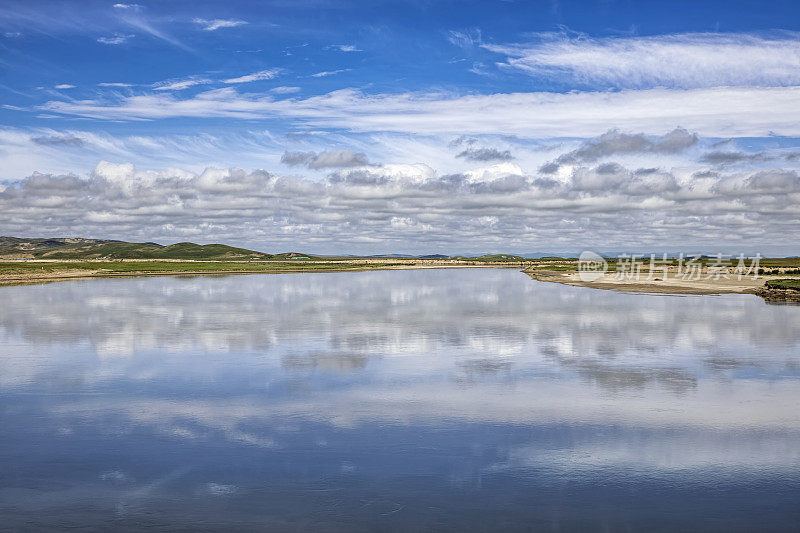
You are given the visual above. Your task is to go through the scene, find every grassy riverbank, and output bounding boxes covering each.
[0,258,529,286]
[765,278,800,291]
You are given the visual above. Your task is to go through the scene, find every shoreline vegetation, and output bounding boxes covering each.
[0,236,531,286]
[0,258,529,287]
[2,237,799,301]
[525,257,800,302]
[3,256,798,303]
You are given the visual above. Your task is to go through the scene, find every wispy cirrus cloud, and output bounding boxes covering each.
[97,33,134,45]
[447,29,482,49]
[328,44,361,52]
[485,32,800,88]
[37,86,800,138]
[118,10,192,52]
[0,126,289,177]
[311,69,351,78]
[193,18,247,31]
[271,86,301,94]
[152,76,211,91]
[223,69,281,84]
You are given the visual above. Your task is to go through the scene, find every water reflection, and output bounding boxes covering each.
[1,269,800,529]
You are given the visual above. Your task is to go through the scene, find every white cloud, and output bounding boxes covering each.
[193,18,247,31]
[485,32,800,88]
[54,84,75,89]
[97,33,133,45]
[0,126,290,178]
[540,128,698,172]
[98,82,133,87]
[120,13,191,52]
[270,86,300,94]
[2,158,800,253]
[38,86,800,138]
[329,44,361,52]
[152,76,211,91]
[223,69,281,84]
[311,69,351,78]
[447,29,482,49]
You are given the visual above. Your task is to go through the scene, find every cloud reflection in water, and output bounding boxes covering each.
[1,269,800,529]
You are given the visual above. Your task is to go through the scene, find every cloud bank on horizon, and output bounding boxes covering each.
[1,0,800,254]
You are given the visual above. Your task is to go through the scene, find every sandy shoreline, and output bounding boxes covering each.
[0,260,781,298]
[526,268,767,295]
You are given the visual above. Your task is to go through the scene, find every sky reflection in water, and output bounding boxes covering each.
[1,269,799,530]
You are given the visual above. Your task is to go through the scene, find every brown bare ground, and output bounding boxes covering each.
[527,268,767,295]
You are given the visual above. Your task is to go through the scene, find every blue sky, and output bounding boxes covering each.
[2,0,800,254]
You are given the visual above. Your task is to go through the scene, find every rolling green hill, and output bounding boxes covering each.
[0,237,292,260]
[450,254,528,262]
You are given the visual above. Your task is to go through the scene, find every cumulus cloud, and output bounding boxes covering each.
[697,147,800,166]
[37,86,800,138]
[569,128,697,161]
[281,149,368,169]
[700,150,775,165]
[194,18,247,31]
[456,147,514,162]
[2,160,800,253]
[541,128,698,172]
[746,169,800,192]
[223,69,281,84]
[702,152,759,165]
[485,32,800,88]
[280,151,315,166]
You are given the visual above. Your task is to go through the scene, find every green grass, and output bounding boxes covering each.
[0,260,401,277]
[765,278,800,291]
[450,254,528,262]
[36,242,275,260]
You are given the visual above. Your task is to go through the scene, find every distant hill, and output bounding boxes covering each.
[450,254,528,262]
[0,237,299,260]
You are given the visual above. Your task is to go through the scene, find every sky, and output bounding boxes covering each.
[2,0,800,255]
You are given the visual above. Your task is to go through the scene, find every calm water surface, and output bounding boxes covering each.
[1,269,800,530]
